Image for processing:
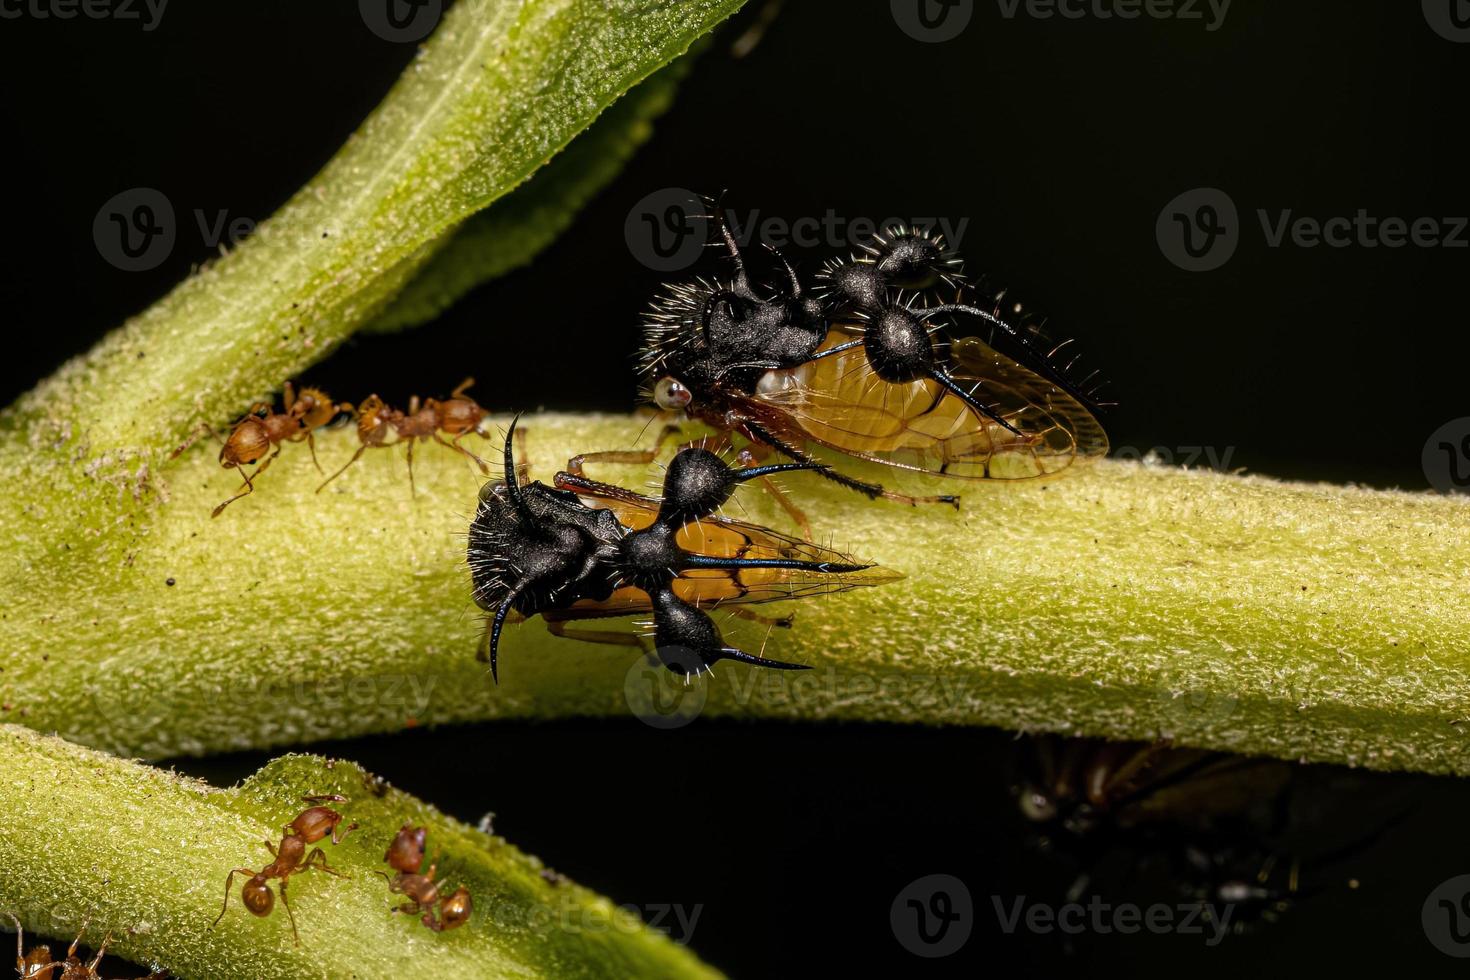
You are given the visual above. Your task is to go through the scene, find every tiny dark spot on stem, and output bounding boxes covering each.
[166,577,176,587]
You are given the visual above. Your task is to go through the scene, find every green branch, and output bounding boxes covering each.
[0,725,719,979]
[4,0,743,464]
[4,414,1468,774]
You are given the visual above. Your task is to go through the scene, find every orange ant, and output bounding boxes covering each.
[317,379,492,494]
[213,795,357,945]
[172,382,345,517]
[7,912,167,979]
[377,824,472,932]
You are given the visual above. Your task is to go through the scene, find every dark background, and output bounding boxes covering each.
[1,1,1467,976]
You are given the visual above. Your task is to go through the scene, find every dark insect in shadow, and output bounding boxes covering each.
[1010,735,1404,936]
[467,417,897,681]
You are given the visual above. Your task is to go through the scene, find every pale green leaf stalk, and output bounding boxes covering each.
[365,52,698,333]
[3,414,1468,775]
[0,725,720,979]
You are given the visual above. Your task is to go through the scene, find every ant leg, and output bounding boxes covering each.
[212,869,257,927]
[727,606,795,629]
[278,881,300,946]
[83,930,112,973]
[732,445,814,539]
[740,419,960,509]
[303,847,347,878]
[565,424,682,478]
[451,377,476,399]
[317,444,369,492]
[170,420,223,459]
[305,429,325,475]
[436,432,490,475]
[757,473,813,539]
[546,620,652,654]
[211,452,277,518]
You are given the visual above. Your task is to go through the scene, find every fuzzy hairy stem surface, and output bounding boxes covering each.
[1,414,1466,774]
[0,725,721,979]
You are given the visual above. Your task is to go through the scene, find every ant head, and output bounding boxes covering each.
[295,387,339,429]
[242,877,274,917]
[385,824,427,874]
[439,886,473,930]
[290,805,342,843]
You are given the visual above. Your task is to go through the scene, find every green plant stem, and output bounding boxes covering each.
[0,725,720,979]
[4,0,743,466]
[3,414,1468,774]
